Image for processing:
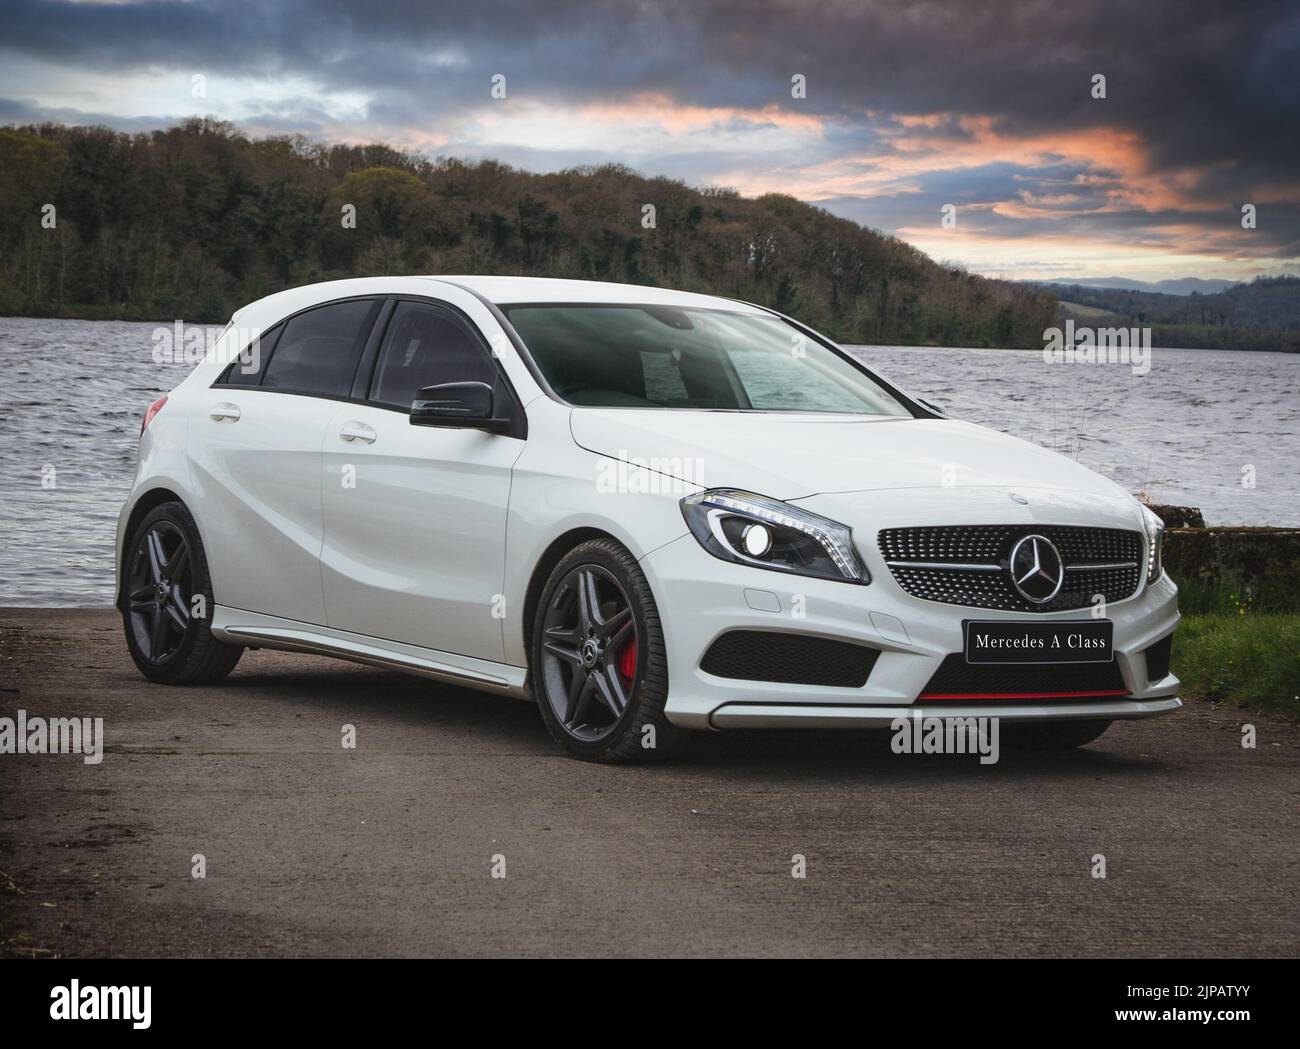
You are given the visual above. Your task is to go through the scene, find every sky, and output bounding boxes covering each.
[2,0,1298,283]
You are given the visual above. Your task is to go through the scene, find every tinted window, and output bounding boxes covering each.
[218,325,281,385]
[371,302,495,408]
[262,299,379,397]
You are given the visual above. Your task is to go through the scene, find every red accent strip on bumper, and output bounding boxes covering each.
[919,689,1131,700]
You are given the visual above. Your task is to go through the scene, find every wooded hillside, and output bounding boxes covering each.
[0,117,1058,346]
[1039,278,1300,352]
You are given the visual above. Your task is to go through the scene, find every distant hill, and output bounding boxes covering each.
[1030,277,1300,352]
[1035,276,1238,296]
[0,118,1057,348]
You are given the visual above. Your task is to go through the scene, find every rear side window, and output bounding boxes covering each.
[218,325,281,385]
[370,302,496,409]
[262,299,380,397]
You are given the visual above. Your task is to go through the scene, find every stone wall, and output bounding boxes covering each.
[1163,527,1300,608]
[1143,503,1299,607]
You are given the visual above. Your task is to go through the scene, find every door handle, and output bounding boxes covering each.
[339,421,377,444]
[209,402,241,422]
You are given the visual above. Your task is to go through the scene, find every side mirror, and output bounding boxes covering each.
[410,381,508,433]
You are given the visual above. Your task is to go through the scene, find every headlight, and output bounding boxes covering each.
[680,489,870,584]
[1141,505,1164,586]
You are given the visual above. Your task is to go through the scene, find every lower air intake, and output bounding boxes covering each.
[1143,633,1173,682]
[701,631,880,687]
[920,655,1130,700]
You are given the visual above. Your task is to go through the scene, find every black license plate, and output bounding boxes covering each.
[963,620,1114,664]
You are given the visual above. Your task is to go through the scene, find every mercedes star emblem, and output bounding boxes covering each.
[1008,534,1065,603]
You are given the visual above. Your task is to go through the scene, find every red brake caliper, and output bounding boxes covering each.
[617,638,637,680]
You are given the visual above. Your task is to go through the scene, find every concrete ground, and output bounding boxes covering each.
[1,607,1296,958]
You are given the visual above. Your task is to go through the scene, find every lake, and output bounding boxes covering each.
[1,316,1297,606]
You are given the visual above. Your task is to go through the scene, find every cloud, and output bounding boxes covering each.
[1,0,1297,280]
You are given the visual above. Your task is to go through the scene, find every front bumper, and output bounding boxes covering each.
[641,532,1181,731]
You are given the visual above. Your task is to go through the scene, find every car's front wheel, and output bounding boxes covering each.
[531,538,679,762]
[121,501,243,684]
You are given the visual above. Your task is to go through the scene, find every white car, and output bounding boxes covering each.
[117,276,1180,761]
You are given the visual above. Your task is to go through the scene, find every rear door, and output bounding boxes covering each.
[320,296,525,661]
[192,297,382,624]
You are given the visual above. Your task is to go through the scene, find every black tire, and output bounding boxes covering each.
[121,501,243,685]
[530,538,680,763]
[1003,719,1112,750]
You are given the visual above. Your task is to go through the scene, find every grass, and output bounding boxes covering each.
[1058,300,1122,320]
[1169,574,1300,717]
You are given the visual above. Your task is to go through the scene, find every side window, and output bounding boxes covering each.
[217,325,281,385]
[261,299,379,397]
[370,302,496,409]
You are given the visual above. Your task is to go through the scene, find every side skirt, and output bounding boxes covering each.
[210,605,530,699]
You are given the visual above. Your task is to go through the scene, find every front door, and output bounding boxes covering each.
[320,299,524,661]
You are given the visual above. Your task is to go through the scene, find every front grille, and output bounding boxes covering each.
[920,655,1129,699]
[879,524,1143,613]
[700,630,879,687]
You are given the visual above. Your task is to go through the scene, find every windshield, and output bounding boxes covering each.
[501,304,912,415]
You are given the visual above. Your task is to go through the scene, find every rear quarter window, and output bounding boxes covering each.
[216,325,281,385]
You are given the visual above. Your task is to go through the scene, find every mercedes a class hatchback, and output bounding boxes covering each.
[118,276,1180,761]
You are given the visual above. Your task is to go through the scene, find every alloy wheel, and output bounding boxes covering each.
[539,565,639,742]
[126,521,193,664]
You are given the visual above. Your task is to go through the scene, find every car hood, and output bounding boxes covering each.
[569,409,1135,505]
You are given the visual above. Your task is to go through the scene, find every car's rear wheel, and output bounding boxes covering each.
[1004,719,1112,749]
[531,538,678,762]
[122,501,242,684]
